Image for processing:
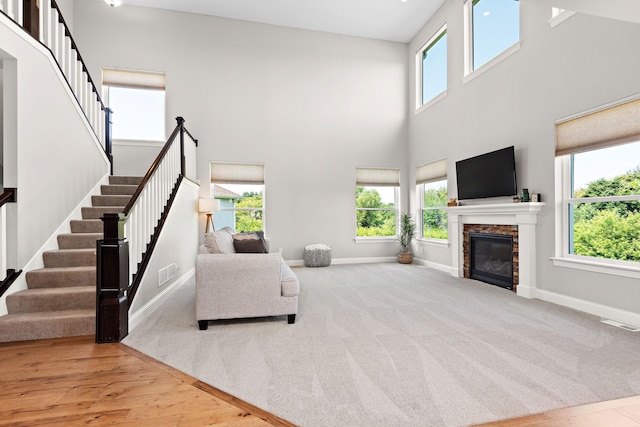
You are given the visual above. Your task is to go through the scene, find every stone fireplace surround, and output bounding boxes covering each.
[447,202,544,299]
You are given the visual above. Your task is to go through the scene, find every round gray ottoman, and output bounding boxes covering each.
[304,244,332,267]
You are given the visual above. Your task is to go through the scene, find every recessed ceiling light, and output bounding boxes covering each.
[104,0,122,7]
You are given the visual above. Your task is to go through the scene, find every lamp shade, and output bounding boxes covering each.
[198,198,220,213]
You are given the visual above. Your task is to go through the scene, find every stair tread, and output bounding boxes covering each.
[0,309,94,322]
[29,266,95,273]
[11,286,94,296]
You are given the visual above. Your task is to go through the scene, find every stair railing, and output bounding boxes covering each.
[0,0,113,172]
[97,117,198,343]
[0,189,20,299]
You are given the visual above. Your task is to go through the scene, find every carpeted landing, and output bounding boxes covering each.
[123,263,640,426]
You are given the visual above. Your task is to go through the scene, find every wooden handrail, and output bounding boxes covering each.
[0,269,22,299]
[0,188,17,207]
[122,117,197,216]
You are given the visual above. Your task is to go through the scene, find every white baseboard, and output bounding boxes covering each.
[128,268,195,331]
[286,256,397,267]
[534,288,640,330]
[413,258,455,275]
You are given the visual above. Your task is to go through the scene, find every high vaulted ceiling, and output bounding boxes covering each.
[119,0,448,43]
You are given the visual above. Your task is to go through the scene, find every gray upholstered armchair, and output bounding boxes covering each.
[195,228,299,330]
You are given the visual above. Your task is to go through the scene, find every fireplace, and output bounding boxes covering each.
[462,224,519,291]
[469,233,514,289]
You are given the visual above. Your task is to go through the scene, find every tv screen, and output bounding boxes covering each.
[456,146,517,200]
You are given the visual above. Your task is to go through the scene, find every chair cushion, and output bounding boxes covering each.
[281,263,300,297]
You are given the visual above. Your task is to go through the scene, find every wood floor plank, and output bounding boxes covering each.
[2,336,640,426]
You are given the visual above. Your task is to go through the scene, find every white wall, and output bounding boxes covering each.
[112,142,162,176]
[0,13,110,266]
[408,3,640,317]
[73,0,409,261]
[129,178,199,316]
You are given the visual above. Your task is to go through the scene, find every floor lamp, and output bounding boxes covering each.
[199,198,220,234]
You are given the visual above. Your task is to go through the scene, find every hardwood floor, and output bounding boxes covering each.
[1,336,639,426]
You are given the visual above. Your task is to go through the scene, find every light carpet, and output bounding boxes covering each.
[123,263,640,426]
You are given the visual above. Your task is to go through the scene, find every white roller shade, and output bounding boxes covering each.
[416,159,447,184]
[556,96,640,156]
[102,68,166,90]
[210,162,264,185]
[356,167,400,187]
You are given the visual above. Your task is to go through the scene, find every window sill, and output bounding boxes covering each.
[462,41,521,85]
[551,256,640,280]
[113,139,165,147]
[549,11,576,28]
[354,237,398,244]
[415,91,447,115]
[417,238,449,248]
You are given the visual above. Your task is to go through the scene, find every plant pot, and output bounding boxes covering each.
[398,251,413,264]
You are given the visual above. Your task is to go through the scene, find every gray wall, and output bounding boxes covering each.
[73,0,409,261]
[408,2,640,316]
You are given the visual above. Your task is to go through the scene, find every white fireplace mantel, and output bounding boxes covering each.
[446,202,545,298]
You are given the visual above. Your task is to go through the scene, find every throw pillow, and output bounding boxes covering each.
[232,232,267,253]
[204,230,235,254]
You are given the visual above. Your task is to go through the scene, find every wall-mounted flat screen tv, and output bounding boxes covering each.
[455,146,517,200]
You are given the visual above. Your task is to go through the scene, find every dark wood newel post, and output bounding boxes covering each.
[96,213,129,343]
[105,107,114,175]
[176,116,186,176]
[22,0,40,39]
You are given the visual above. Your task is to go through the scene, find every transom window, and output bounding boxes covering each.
[464,0,520,74]
[555,96,640,270]
[416,159,448,240]
[416,24,447,109]
[355,168,400,238]
[210,162,265,233]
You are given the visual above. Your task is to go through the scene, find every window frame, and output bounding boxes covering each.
[418,179,449,243]
[415,23,448,113]
[102,68,167,143]
[553,93,640,279]
[355,185,400,241]
[463,0,521,81]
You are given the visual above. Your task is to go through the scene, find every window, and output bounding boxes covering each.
[356,168,400,238]
[102,68,166,141]
[416,159,448,240]
[555,96,640,272]
[550,7,576,27]
[210,162,264,233]
[464,0,519,74]
[416,24,447,109]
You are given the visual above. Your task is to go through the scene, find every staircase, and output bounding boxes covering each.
[0,176,142,343]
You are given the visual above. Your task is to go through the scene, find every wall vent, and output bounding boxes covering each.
[158,263,178,287]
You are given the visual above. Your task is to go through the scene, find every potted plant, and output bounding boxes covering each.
[397,212,416,264]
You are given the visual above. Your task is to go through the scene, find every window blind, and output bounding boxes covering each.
[356,167,400,187]
[210,162,264,185]
[416,159,447,184]
[555,96,640,156]
[102,68,166,90]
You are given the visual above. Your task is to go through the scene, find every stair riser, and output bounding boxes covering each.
[70,220,103,233]
[7,290,95,314]
[82,207,124,220]
[101,185,137,195]
[43,251,97,268]
[58,234,102,249]
[0,312,94,343]
[109,176,142,185]
[91,195,132,207]
[26,269,96,289]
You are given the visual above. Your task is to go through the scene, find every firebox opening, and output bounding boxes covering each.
[470,232,513,290]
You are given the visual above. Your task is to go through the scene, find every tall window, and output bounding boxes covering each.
[210,162,264,233]
[356,168,400,238]
[417,160,448,240]
[417,24,447,109]
[555,97,640,267]
[102,68,166,141]
[464,0,519,74]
